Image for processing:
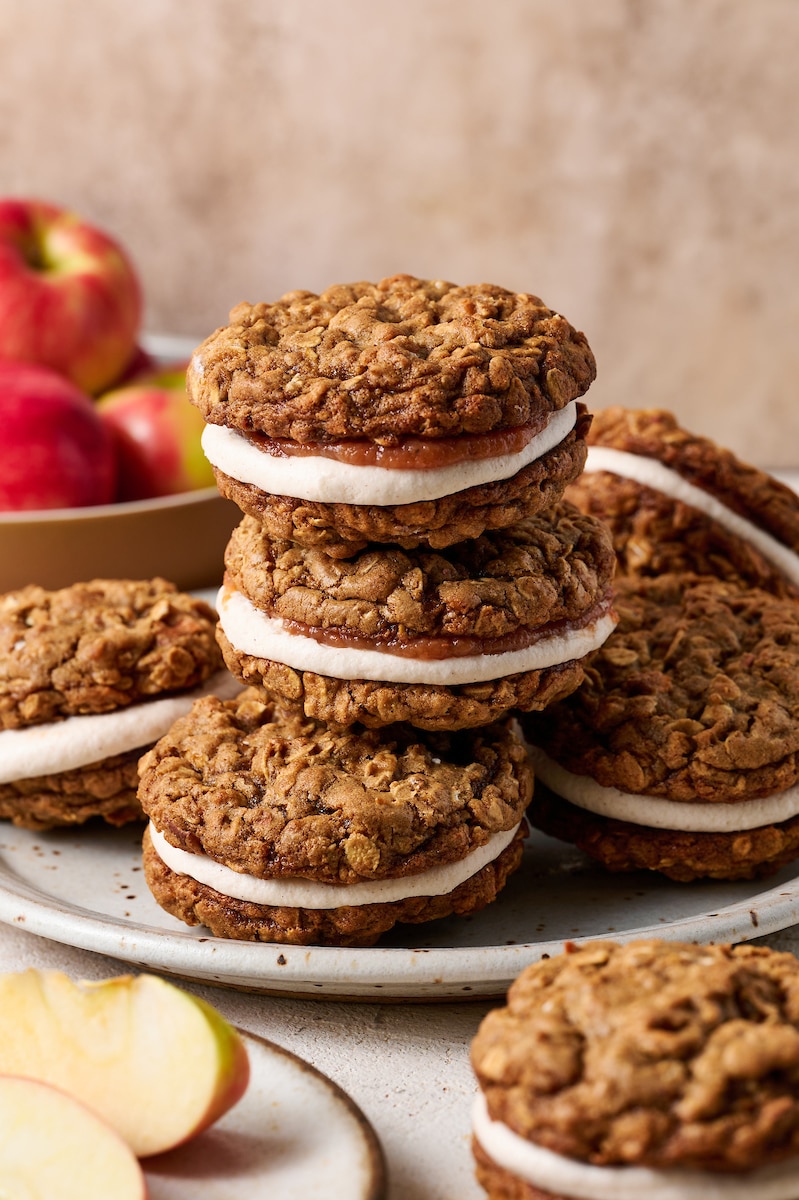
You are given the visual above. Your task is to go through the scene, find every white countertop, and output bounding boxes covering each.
[2,916,798,1198]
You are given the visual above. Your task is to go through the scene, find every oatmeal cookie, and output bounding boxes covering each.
[190,276,596,547]
[0,578,236,828]
[567,407,799,596]
[215,503,617,730]
[522,574,799,879]
[139,687,531,946]
[471,940,799,1197]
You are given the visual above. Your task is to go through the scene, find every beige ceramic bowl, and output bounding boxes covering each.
[0,334,239,594]
[0,488,239,594]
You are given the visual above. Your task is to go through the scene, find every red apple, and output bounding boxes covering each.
[0,360,117,510]
[0,198,142,395]
[97,363,215,500]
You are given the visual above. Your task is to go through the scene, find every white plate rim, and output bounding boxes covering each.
[0,841,798,998]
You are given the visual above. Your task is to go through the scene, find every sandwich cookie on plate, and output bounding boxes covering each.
[567,406,799,597]
[471,939,799,1200]
[521,573,799,881]
[0,578,237,829]
[189,275,596,555]
[214,503,617,731]
[139,688,532,947]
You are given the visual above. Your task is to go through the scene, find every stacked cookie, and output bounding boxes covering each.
[138,275,617,946]
[523,407,799,880]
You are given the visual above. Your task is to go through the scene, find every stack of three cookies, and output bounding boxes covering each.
[139,275,617,946]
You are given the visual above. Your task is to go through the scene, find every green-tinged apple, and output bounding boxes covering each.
[0,1076,148,1199]
[0,197,142,394]
[0,969,250,1157]
[0,359,117,510]
[97,362,216,500]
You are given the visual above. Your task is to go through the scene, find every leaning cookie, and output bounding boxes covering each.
[190,275,596,554]
[214,503,617,731]
[521,573,799,881]
[567,406,799,596]
[0,579,237,829]
[139,688,531,947]
[471,939,799,1200]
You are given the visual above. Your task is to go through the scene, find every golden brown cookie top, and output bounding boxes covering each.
[138,688,531,881]
[187,275,596,444]
[472,938,799,1171]
[224,501,616,646]
[0,578,223,730]
[523,573,799,802]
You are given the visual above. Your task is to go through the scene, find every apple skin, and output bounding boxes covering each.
[0,197,142,395]
[0,359,117,510]
[97,363,216,500]
[0,1075,148,1199]
[0,969,250,1158]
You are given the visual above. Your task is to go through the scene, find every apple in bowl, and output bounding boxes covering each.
[0,359,117,510]
[97,362,216,500]
[0,198,142,395]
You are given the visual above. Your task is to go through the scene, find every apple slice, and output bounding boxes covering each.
[0,1075,147,1198]
[0,969,250,1157]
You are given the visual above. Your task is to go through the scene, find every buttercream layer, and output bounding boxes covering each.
[528,746,799,832]
[203,400,578,505]
[584,446,799,587]
[0,670,239,783]
[217,585,617,685]
[472,1094,799,1200]
[149,820,522,908]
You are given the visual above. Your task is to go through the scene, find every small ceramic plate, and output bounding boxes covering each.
[145,1031,386,1200]
[0,823,798,1000]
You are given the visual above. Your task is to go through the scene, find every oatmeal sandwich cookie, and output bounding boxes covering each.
[189,275,596,554]
[522,573,799,881]
[471,939,799,1200]
[214,502,617,731]
[139,688,531,947]
[567,406,799,597]
[0,578,237,829]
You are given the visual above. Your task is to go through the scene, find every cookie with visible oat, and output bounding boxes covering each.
[567,406,799,597]
[521,573,799,881]
[190,275,596,553]
[0,578,237,829]
[214,502,617,731]
[139,687,531,947]
[471,939,799,1198]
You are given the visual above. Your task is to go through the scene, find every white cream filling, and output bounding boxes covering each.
[472,1093,799,1200]
[202,400,578,506]
[0,669,240,784]
[528,745,799,832]
[584,446,799,587]
[217,585,617,686]
[149,820,522,908]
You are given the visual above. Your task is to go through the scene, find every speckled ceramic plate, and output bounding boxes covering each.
[145,1030,385,1199]
[0,822,798,1000]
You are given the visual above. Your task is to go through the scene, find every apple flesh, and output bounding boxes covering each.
[0,969,250,1158]
[0,197,142,395]
[0,1075,147,1199]
[0,359,117,510]
[97,363,216,499]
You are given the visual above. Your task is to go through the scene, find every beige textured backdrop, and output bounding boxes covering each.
[2,0,798,464]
